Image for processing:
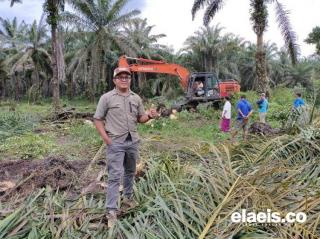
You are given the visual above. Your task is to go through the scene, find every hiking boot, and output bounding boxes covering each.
[121,197,138,211]
[106,210,117,228]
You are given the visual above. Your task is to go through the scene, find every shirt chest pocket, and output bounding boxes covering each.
[129,102,139,117]
[108,103,122,114]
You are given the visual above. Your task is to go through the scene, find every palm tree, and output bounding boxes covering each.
[43,0,65,112]
[0,16,29,99]
[285,61,313,88]
[0,16,27,48]
[10,0,65,112]
[182,25,245,81]
[62,0,140,100]
[183,25,224,72]
[305,26,320,56]
[4,15,51,102]
[0,52,8,99]
[123,18,166,89]
[64,28,95,98]
[123,18,166,58]
[191,0,299,93]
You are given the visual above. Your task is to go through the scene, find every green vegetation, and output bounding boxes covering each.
[0,111,40,142]
[1,0,320,238]
[0,133,56,159]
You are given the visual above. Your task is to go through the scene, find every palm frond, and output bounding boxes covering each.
[61,11,97,31]
[203,0,225,26]
[10,0,22,7]
[191,0,207,20]
[68,0,99,28]
[105,0,128,23]
[273,1,299,65]
[109,10,141,28]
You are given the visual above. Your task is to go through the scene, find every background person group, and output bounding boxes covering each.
[221,92,305,141]
[220,94,265,135]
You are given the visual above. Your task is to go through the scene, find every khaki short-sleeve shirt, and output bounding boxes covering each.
[94,89,145,143]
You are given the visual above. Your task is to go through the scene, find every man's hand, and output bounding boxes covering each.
[138,107,159,123]
[148,108,159,119]
[94,119,112,145]
[104,137,112,145]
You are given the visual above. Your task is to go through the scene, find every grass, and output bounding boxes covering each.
[0,133,57,160]
[138,113,229,143]
[0,111,40,143]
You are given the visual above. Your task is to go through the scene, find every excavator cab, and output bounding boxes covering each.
[186,73,220,101]
[178,72,222,110]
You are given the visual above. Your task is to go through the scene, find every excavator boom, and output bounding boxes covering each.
[118,55,190,89]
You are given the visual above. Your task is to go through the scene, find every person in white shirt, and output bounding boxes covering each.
[220,96,231,132]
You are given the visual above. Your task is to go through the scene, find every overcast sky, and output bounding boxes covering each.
[0,0,319,56]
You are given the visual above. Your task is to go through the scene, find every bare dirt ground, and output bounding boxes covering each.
[0,156,101,202]
[0,153,147,204]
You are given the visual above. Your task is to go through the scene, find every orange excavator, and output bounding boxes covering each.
[118,55,240,110]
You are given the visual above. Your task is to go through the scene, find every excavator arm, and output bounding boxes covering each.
[118,55,190,90]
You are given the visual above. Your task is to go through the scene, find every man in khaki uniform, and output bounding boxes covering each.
[94,67,157,227]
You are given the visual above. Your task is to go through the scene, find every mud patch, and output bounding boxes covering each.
[0,156,92,201]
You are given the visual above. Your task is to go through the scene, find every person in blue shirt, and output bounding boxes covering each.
[231,95,253,142]
[293,93,305,109]
[256,93,269,123]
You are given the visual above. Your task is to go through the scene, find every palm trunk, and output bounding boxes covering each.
[57,30,65,92]
[51,23,60,112]
[67,75,72,99]
[34,63,41,99]
[255,33,268,93]
[107,64,113,91]
[46,72,50,97]
[88,46,100,102]
[1,77,6,99]
[47,0,65,113]
[100,60,107,94]
[137,72,146,90]
[14,73,21,101]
